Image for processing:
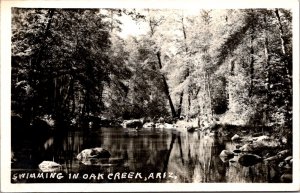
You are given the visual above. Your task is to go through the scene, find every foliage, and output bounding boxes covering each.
[11,8,293,131]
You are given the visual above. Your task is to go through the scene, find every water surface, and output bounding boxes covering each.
[11,127,279,183]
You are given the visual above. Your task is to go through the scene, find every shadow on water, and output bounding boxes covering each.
[12,126,281,183]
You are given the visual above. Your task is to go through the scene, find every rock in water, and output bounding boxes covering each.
[277,150,289,158]
[143,122,155,128]
[240,144,253,152]
[77,147,111,160]
[187,126,195,133]
[164,123,177,129]
[231,134,240,141]
[264,155,280,162]
[252,135,270,142]
[233,149,242,153]
[39,161,62,172]
[238,154,263,167]
[121,119,143,128]
[284,156,293,163]
[280,173,292,182]
[219,150,234,158]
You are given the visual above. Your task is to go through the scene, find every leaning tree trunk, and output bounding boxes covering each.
[156,51,177,118]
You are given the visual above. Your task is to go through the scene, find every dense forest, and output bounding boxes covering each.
[11,8,292,135]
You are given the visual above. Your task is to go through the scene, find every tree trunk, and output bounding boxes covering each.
[176,15,189,118]
[156,51,177,118]
[274,8,292,126]
[248,21,255,97]
[205,73,213,121]
[274,9,292,85]
[274,9,287,56]
[177,91,184,118]
[263,13,270,125]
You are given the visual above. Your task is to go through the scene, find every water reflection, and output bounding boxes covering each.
[11,127,279,183]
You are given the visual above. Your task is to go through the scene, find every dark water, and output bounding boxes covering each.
[11,127,279,183]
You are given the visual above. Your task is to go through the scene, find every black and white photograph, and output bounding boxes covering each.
[1,0,299,192]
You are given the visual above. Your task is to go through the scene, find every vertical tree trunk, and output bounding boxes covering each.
[263,13,270,125]
[177,91,184,118]
[274,9,292,83]
[274,8,292,126]
[206,73,214,120]
[187,91,191,114]
[248,21,255,97]
[230,59,235,76]
[274,9,287,56]
[156,51,177,118]
[109,9,114,32]
[176,14,189,118]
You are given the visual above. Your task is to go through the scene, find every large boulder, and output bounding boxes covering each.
[121,119,144,128]
[39,161,62,172]
[238,154,263,167]
[77,147,111,160]
[164,123,177,129]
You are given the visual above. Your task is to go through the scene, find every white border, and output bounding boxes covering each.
[1,0,299,192]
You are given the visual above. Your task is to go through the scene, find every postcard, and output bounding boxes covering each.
[1,0,299,192]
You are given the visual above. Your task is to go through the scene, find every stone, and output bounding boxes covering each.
[219,150,234,158]
[284,156,293,163]
[252,135,269,142]
[187,126,195,132]
[143,122,155,128]
[277,149,289,156]
[39,161,62,172]
[233,149,242,153]
[229,158,237,163]
[280,173,292,183]
[231,134,240,141]
[240,144,253,152]
[281,136,288,144]
[238,154,263,167]
[264,155,280,162]
[277,150,289,159]
[278,161,285,168]
[164,123,177,129]
[77,147,111,160]
[121,119,144,128]
[155,123,165,129]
